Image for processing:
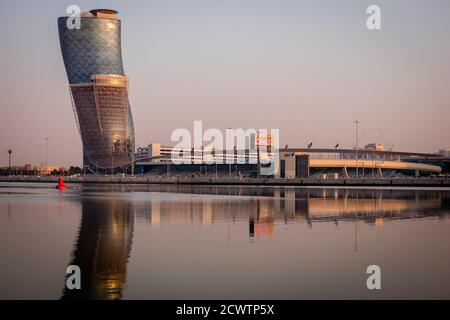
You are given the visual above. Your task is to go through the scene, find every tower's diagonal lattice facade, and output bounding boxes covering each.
[58,9,135,172]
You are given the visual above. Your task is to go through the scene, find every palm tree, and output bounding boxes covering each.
[7,149,12,168]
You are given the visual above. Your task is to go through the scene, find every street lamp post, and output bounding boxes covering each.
[257,138,260,178]
[226,128,232,178]
[355,121,359,179]
[45,137,49,176]
[7,149,12,175]
[7,149,12,169]
[111,147,114,176]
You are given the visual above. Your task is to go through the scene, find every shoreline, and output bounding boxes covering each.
[1,176,449,187]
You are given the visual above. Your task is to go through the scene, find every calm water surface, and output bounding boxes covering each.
[0,183,449,299]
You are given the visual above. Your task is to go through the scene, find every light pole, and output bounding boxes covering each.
[354,121,359,179]
[45,137,49,176]
[111,145,114,176]
[7,149,12,169]
[256,131,261,179]
[227,128,232,178]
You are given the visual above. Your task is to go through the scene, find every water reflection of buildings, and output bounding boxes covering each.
[132,188,449,238]
[273,188,446,225]
[61,187,449,299]
[62,199,134,300]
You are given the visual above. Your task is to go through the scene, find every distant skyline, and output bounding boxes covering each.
[0,0,449,167]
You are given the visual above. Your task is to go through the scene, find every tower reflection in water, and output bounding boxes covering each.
[62,198,134,300]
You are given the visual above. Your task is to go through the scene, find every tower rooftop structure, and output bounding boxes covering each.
[89,9,119,19]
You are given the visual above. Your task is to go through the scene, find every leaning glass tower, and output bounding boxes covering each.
[58,9,135,173]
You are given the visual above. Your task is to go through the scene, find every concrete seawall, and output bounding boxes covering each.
[1,176,449,187]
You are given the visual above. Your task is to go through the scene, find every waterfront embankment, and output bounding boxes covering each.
[0,176,449,187]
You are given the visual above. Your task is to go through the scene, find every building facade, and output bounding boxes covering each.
[58,9,135,172]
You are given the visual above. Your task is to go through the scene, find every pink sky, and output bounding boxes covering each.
[0,0,449,167]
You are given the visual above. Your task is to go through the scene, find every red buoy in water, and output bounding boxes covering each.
[56,176,67,190]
